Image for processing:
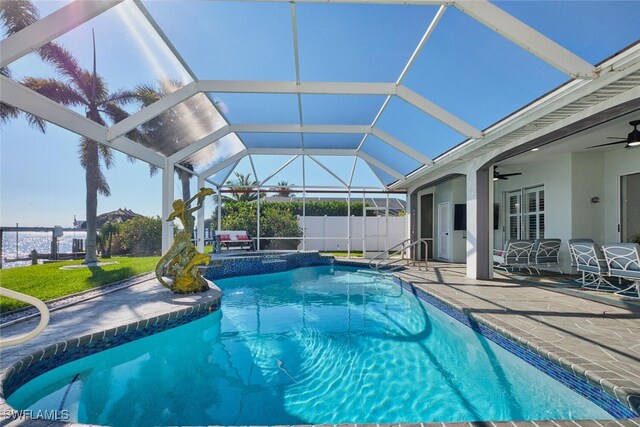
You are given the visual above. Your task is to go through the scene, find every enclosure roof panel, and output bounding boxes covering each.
[2,0,637,189]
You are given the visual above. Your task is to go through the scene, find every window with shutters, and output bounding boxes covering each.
[505,186,544,240]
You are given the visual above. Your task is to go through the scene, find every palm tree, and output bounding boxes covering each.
[99,220,120,258]
[1,4,142,263]
[271,180,295,197]
[0,0,38,125]
[223,172,261,202]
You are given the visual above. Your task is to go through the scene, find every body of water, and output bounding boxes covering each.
[1,230,87,268]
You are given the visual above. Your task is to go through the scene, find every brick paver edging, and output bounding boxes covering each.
[391,275,639,419]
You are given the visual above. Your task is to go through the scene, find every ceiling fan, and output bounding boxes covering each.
[493,167,522,181]
[587,120,640,149]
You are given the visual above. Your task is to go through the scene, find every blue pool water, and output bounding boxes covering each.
[8,266,613,425]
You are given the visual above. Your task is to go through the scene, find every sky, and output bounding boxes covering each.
[1,0,639,227]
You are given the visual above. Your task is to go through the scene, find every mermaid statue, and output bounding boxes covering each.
[155,187,214,294]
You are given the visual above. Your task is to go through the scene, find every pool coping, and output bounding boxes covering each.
[0,258,638,426]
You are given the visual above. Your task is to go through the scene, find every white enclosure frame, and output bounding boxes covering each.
[3,0,633,280]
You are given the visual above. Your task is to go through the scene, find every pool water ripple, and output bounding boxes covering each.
[7,266,614,425]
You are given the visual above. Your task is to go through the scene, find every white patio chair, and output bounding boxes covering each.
[568,238,595,284]
[601,243,640,299]
[493,240,535,273]
[528,238,561,274]
[569,241,617,291]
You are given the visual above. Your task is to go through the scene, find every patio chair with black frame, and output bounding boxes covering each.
[601,243,640,299]
[569,240,618,291]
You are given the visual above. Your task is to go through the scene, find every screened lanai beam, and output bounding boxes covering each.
[132,0,199,81]
[167,125,230,164]
[452,1,596,79]
[396,87,483,139]
[258,155,299,187]
[197,81,396,95]
[248,155,259,182]
[357,152,404,181]
[0,0,123,67]
[108,80,482,141]
[232,124,431,164]
[199,149,248,180]
[108,82,198,141]
[199,81,482,138]
[308,155,349,187]
[0,75,164,168]
[370,128,432,165]
[358,5,446,151]
[248,148,357,156]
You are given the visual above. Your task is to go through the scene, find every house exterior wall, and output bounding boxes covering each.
[603,148,640,243]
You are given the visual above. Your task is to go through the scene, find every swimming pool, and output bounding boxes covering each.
[6,266,627,425]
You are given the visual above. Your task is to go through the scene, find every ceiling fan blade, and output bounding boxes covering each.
[501,173,522,177]
[605,137,627,140]
[586,141,628,149]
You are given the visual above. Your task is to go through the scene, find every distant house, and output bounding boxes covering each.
[79,208,142,229]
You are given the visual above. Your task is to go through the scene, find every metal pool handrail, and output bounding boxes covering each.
[368,238,429,272]
[0,287,50,348]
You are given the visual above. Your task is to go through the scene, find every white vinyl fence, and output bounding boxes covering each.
[298,216,407,253]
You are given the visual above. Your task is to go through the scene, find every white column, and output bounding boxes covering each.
[257,187,261,250]
[161,160,175,254]
[466,169,478,279]
[347,190,351,258]
[466,162,492,280]
[216,186,222,230]
[196,176,205,252]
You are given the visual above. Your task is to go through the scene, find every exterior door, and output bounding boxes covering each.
[437,202,451,260]
[621,172,640,243]
[419,193,434,260]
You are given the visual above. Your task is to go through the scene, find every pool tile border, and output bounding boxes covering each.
[0,293,220,406]
[390,276,639,419]
[0,258,638,426]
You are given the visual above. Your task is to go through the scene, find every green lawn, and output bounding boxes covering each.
[322,251,363,258]
[0,256,159,313]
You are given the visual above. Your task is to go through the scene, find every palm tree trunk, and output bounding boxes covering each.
[178,169,191,202]
[84,139,99,263]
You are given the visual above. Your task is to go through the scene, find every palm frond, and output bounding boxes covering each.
[0,0,39,37]
[25,112,46,132]
[0,102,21,125]
[21,77,86,107]
[96,167,111,197]
[100,102,130,125]
[37,43,85,88]
[134,83,164,106]
[79,138,110,196]
[105,90,140,106]
[99,143,114,169]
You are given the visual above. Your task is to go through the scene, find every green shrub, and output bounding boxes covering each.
[120,216,162,256]
[259,204,302,249]
[218,202,301,249]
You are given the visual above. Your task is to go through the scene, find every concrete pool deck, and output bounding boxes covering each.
[0,261,639,426]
